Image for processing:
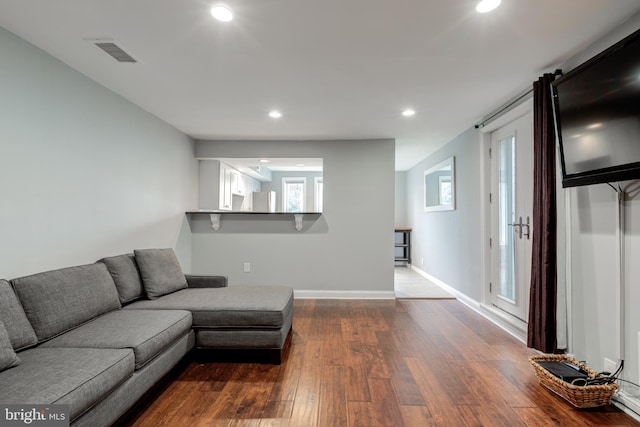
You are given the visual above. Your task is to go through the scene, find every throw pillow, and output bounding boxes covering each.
[101,254,145,304]
[134,248,187,300]
[0,320,20,372]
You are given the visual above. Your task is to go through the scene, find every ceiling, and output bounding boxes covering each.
[1,1,639,170]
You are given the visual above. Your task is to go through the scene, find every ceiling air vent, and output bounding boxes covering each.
[91,40,138,63]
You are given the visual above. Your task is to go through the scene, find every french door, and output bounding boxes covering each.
[490,112,533,321]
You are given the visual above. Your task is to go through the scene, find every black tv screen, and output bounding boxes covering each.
[552,28,640,188]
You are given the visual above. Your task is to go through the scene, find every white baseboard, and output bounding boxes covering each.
[294,290,396,299]
[410,266,527,344]
[410,265,479,308]
[476,304,527,344]
[613,389,640,423]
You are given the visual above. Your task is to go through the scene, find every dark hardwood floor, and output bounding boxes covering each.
[123,299,639,426]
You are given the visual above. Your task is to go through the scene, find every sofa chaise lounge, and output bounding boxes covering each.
[0,248,293,426]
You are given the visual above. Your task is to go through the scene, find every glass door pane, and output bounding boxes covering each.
[498,135,516,302]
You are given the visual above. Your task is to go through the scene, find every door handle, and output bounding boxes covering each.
[522,216,530,240]
[508,220,522,239]
[508,216,531,239]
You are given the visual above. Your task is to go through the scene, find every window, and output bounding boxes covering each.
[282,177,306,212]
[314,177,323,212]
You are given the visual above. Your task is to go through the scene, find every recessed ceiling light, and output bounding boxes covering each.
[476,0,501,13]
[268,110,282,119]
[211,5,233,22]
[259,159,270,163]
[402,109,416,117]
[587,123,602,129]
[296,163,305,167]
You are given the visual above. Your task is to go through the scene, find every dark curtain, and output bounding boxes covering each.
[527,73,559,353]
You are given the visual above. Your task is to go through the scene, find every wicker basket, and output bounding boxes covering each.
[529,354,618,408]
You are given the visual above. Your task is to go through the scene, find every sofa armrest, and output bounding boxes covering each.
[185,274,228,288]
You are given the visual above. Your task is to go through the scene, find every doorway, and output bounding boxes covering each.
[489,112,533,322]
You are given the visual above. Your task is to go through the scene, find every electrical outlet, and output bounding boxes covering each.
[243,262,251,273]
[604,357,617,374]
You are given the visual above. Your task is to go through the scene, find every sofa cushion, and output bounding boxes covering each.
[124,286,293,329]
[134,248,187,299]
[0,320,20,371]
[11,263,121,342]
[0,279,38,350]
[196,306,293,350]
[0,347,134,423]
[69,333,195,427]
[40,309,192,369]
[100,254,145,303]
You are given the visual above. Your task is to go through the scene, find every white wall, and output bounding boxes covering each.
[566,181,640,400]
[626,190,640,393]
[406,128,483,300]
[191,139,395,296]
[0,26,199,278]
[395,171,408,227]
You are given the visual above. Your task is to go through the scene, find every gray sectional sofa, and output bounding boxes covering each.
[0,248,293,426]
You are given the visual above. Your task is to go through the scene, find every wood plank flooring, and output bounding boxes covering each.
[123,299,639,426]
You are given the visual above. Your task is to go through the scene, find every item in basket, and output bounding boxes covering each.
[537,361,589,383]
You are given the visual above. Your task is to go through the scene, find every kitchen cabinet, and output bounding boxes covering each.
[220,162,233,210]
[199,160,260,211]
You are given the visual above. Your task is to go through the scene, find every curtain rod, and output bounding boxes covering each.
[474,69,562,129]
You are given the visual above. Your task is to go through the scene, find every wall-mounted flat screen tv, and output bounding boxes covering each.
[552,28,640,188]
